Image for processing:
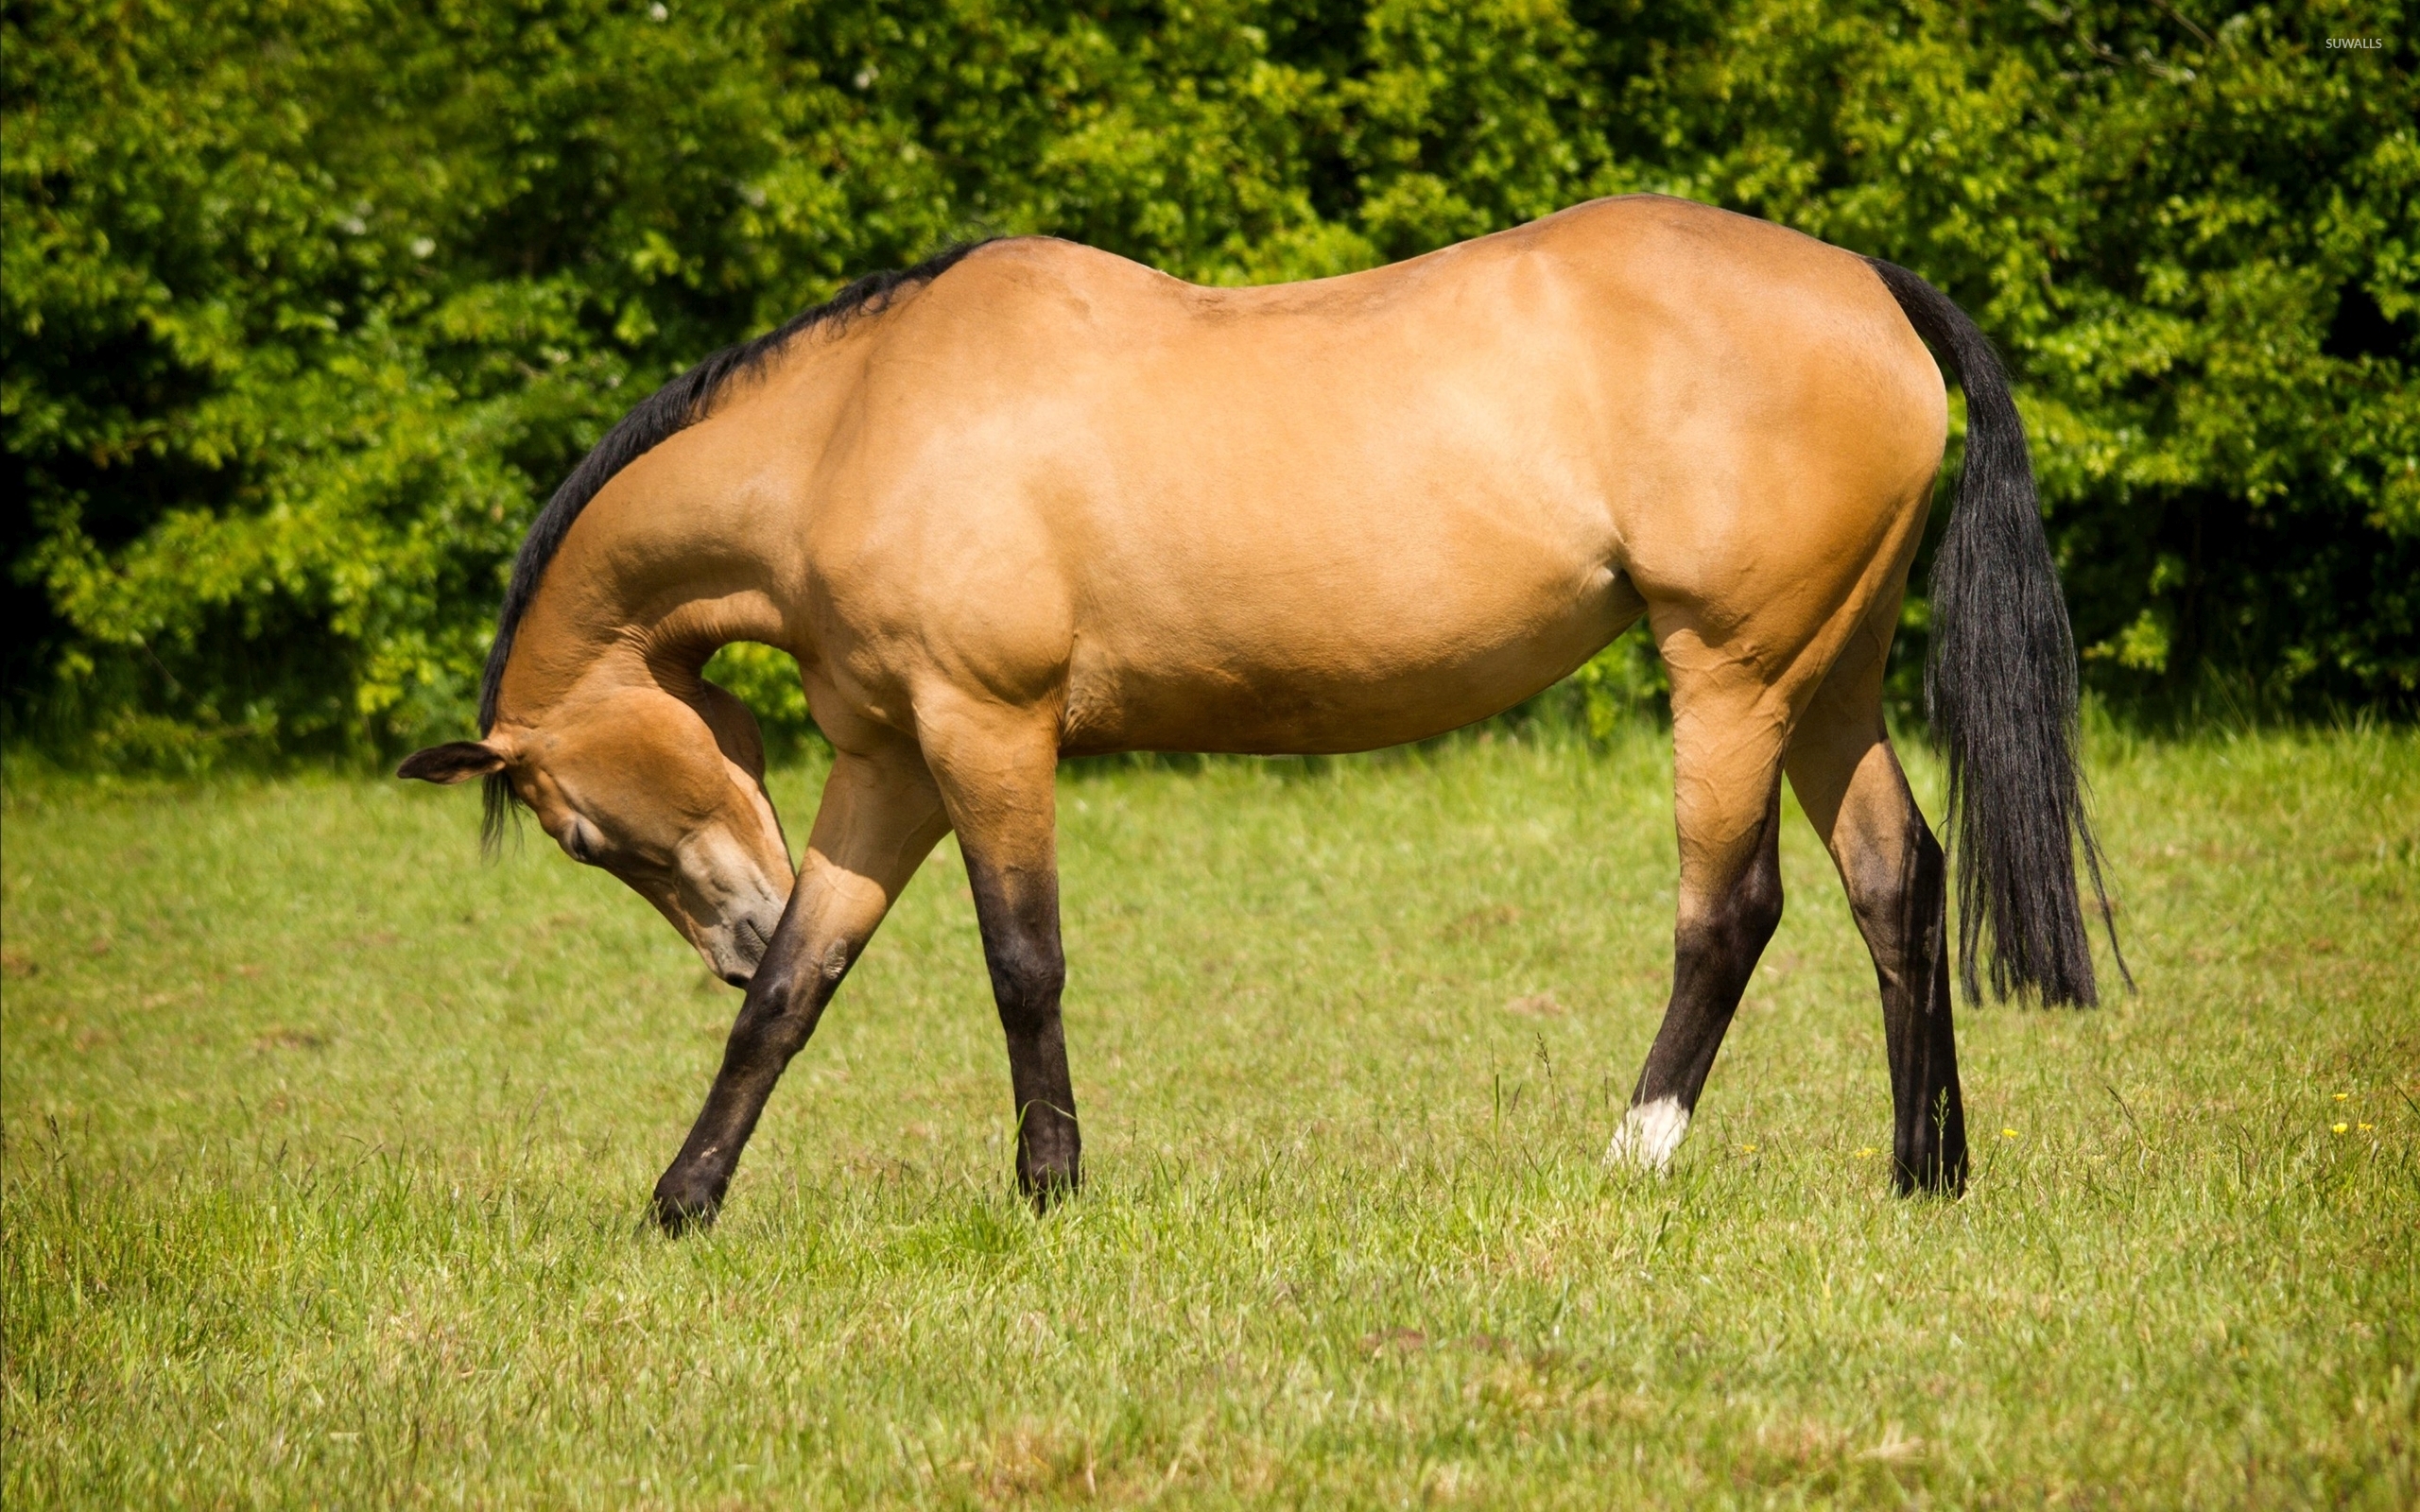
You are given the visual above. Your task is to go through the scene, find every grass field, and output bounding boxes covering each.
[4,723,2415,1507]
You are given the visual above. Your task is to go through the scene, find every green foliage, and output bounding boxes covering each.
[6,1,2414,763]
[701,641,817,753]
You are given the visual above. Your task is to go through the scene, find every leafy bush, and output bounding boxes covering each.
[6,1,2412,764]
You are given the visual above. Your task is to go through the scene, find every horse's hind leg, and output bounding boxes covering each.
[1785,631,1968,1194]
[652,739,949,1231]
[915,702,1081,1207]
[1609,655,1789,1171]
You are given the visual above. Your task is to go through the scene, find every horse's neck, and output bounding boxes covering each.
[498,451,804,720]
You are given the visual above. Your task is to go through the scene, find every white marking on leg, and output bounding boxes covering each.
[1606,1096,1690,1172]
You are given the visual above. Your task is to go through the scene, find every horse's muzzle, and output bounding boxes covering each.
[719,914,775,988]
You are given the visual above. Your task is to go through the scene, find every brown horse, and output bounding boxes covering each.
[400,196,2117,1232]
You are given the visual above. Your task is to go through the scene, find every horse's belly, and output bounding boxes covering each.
[1060,558,1643,756]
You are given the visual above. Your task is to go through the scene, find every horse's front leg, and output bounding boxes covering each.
[651,744,948,1232]
[918,704,1080,1207]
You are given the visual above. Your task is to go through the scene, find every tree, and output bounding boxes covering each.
[5,0,2411,765]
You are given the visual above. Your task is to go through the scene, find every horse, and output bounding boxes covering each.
[399,195,2119,1233]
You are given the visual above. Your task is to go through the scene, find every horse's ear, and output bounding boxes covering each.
[396,741,507,785]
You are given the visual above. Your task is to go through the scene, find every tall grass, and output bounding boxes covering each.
[4,725,2413,1507]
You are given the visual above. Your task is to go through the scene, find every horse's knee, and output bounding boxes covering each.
[987,935,1065,1036]
[722,955,824,1064]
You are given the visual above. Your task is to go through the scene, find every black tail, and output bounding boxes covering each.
[1865,258,2126,1007]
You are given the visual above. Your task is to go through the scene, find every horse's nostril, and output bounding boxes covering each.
[735,917,770,962]
[721,971,750,988]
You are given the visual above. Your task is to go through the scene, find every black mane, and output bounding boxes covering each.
[477,240,994,735]
[473,240,993,847]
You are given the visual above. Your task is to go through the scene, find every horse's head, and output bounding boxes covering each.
[398,679,793,987]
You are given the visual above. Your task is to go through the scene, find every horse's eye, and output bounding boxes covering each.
[561,817,602,865]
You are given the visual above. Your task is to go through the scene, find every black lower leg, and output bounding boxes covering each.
[1628,791,1787,1123]
[967,859,1080,1206]
[1876,820,1967,1194]
[651,919,853,1232]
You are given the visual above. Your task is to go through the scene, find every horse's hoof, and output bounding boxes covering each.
[1890,1150,1969,1199]
[649,1182,721,1235]
[1019,1165,1081,1214]
[1605,1096,1689,1173]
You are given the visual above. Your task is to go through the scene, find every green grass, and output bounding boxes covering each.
[4,725,2415,1508]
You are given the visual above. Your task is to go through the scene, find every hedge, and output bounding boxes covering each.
[6,0,2413,764]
